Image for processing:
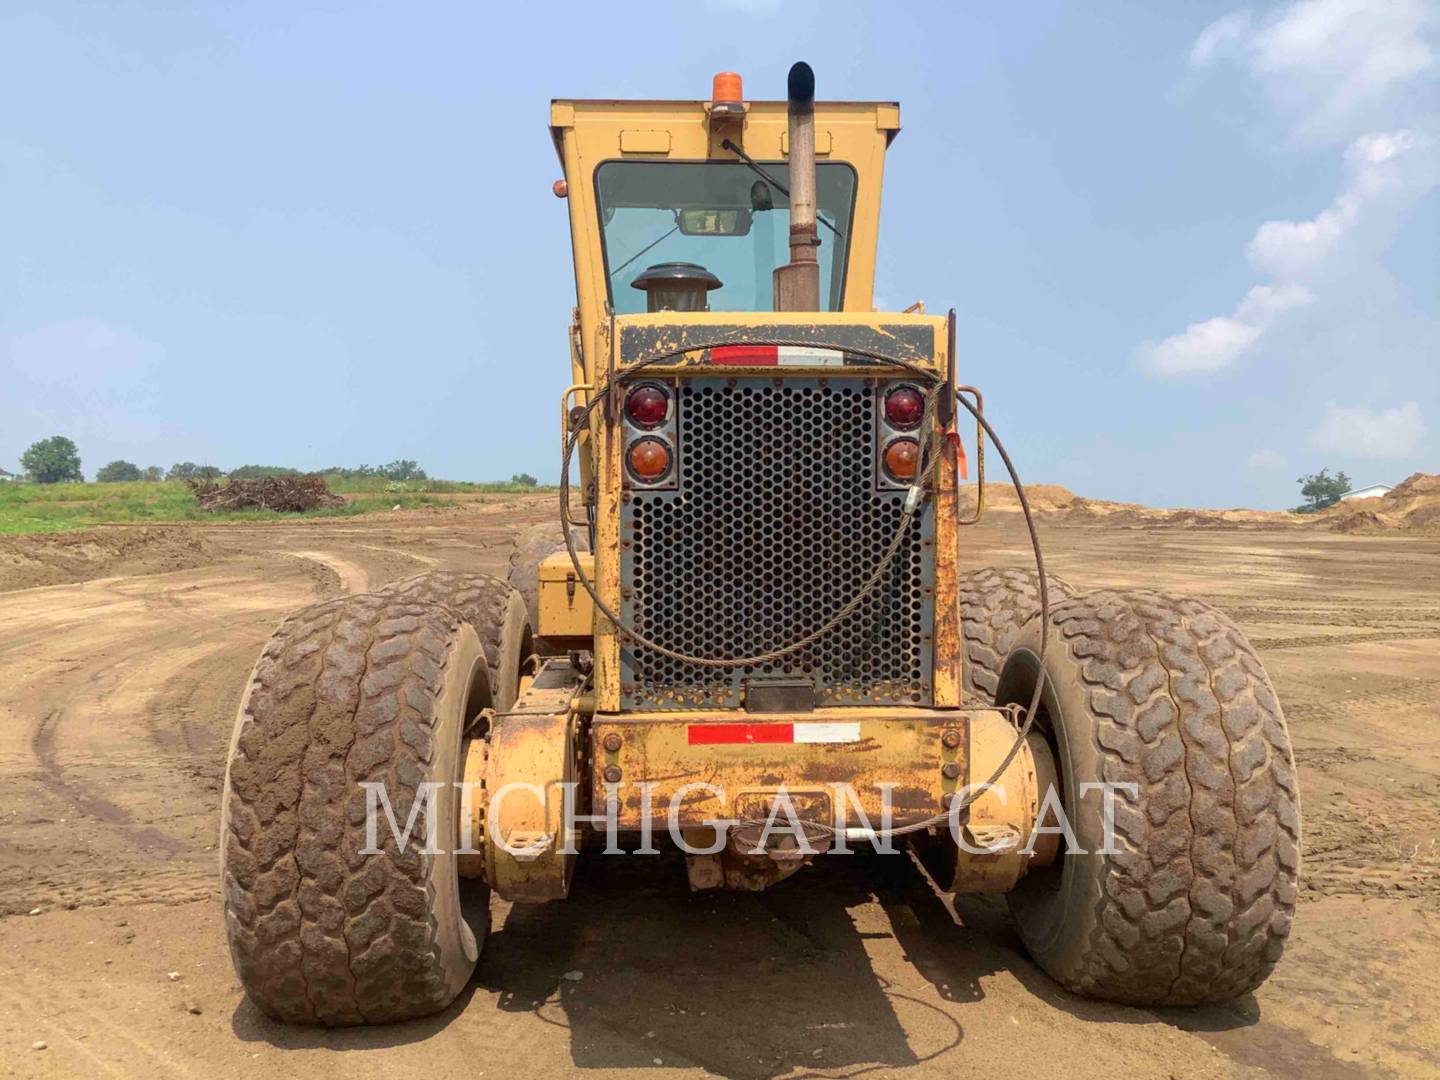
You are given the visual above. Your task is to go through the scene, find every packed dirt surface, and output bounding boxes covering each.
[1,493,1437,1078]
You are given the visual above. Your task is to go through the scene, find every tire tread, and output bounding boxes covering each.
[1041,590,1300,1004]
[222,594,471,1024]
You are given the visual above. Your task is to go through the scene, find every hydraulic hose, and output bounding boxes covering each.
[559,343,943,668]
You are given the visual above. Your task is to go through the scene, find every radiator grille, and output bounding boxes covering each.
[620,377,935,710]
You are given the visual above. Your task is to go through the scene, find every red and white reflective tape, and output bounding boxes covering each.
[687,721,862,745]
[707,345,847,367]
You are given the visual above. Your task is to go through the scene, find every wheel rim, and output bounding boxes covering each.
[996,646,1077,957]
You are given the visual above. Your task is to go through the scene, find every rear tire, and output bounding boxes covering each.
[959,567,1076,703]
[220,594,490,1025]
[995,589,1301,1005]
[375,572,531,711]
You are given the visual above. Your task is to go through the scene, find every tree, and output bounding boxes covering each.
[96,459,143,483]
[168,462,224,480]
[511,472,538,487]
[143,466,164,482]
[377,460,426,482]
[1297,467,1352,511]
[21,436,83,484]
[229,464,299,479]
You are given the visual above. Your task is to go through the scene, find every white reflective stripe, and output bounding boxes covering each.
[792,722,862,743]
[776,346,845,366]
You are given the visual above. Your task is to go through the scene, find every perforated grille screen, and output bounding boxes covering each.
[620,377,935,710]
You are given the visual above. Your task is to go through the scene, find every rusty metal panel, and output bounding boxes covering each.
[932,421,962,706]
[483,663,583,902]
[618,375,935,710]
[589,708,977,828]
[594,322,624,711]
[618,317,936,365]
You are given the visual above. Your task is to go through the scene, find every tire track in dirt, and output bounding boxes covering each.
[1227,605,1440,626]
[1284,679,1440,724]
[1252,628,1440,650]
[0,558,342,915]
[352,542,440,568]
[285,550,371,594]
[32,709,185,857]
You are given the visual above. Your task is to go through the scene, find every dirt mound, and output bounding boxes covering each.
[0,527,222,592]
[965,484,1295,529]
[962,472,1440,532]
[1316,472,1440,532]
[1328,508,1387,533]
[187,474,345,512]
[1375,471,1440,530]
[957,482,1080,512]
[1386,471,1440,500]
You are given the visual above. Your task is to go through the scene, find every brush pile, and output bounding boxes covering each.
[186,474,345,513]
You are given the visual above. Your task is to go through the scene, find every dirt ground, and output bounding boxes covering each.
[1,494,1436,1079]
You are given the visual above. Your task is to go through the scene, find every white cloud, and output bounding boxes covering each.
[1139,283,1311,376]
[1247,448,1288,469]
[1194,0,1439,142]
[1311,401,1427,458]
[1191,11,1254,67]
[1247,129,1432,277]
[1143,4,1438,380]
[1144,124,1435,377]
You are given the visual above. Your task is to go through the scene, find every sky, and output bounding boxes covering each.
[1,0,1435,508]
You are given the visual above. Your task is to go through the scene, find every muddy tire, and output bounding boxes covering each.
[507,522,589,649]
[995,590,1301,1005]
[375,572,531,711]
[959,568,1077,704]
[220,594,491,1025]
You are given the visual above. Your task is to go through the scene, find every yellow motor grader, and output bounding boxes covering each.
[220,63,1301,1025]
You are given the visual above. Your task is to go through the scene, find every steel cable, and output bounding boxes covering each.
[556,343,1050,838]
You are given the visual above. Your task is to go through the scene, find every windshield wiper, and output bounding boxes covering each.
[609,224,680,280]
[720,138,845,240]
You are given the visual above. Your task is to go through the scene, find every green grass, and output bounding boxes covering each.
[0,479,555,535]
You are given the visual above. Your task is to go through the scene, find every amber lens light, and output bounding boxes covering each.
[883,437,919,481]
[884,385,924,429]
[712,71,744,106]
[628,437,672,481]
[626,385,670,427]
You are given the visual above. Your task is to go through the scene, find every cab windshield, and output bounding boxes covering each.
[596,160,856,314]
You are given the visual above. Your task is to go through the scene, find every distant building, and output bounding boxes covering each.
[0,467,19,482]
[1341,483,1394,502]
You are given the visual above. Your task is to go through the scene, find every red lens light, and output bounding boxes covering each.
[884,385,924,429]
[883,437,919,481]
[626,385,670,428]
[628,437,672,481]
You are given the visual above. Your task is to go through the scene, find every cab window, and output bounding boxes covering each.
[595,160,856,314]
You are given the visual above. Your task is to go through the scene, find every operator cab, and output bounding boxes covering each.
[598,158,856,314]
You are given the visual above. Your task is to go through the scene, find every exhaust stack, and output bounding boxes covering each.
[773,61,820,312]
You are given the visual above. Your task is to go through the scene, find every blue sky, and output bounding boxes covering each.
[2,1,1434,507]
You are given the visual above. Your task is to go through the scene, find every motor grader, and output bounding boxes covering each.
[220,63,1301,1026]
